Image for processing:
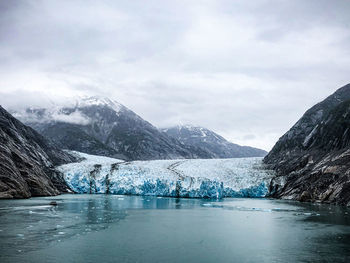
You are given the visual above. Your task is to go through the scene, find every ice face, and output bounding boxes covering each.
[58,152,274,199]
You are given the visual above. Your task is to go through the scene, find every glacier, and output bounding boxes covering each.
[58,152,274,199]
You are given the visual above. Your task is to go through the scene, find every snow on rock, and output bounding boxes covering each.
[76,96,123,113]
[58,151,274,199]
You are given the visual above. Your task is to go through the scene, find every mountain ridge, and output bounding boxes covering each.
[264,83,350,205]
[14,96,212,161]
[163,125,267,158]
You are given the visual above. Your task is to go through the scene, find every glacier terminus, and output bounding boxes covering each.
[58,152,275,199]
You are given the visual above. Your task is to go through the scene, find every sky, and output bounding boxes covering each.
[1,0,350,151]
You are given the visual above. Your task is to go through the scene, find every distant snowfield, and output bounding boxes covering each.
[58,151,274,199]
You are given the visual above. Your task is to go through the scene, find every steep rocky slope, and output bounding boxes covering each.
[163,125,267,158]
[15,97,211,161]
[264,84,350,205]
[0,106,77,199]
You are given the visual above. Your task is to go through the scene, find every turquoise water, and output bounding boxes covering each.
[1,194,350,262]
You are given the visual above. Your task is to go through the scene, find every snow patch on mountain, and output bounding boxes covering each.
[76,96,123,113]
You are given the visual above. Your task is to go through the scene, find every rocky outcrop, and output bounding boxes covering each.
[163,125,267,158]
[0,106,77,199]
[264,84,350,205]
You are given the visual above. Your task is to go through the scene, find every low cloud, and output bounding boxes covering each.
[11,104,91,126]
[51,111,91,125]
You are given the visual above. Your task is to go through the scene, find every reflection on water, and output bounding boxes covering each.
[1,195,350,263]
[0,195,128,256]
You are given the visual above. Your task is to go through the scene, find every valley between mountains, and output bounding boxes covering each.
[1,83,350,206]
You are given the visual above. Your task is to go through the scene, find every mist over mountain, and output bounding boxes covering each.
[14,97,213,160]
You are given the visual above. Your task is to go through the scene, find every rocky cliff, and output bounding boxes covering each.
[0,106,77,198]
[264,84,350,205]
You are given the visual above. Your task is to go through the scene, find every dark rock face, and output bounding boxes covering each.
[16,97,211,161]
[0,106,77,199]
[37,122,120,158]
[264,83,350,205]
[163,125,267,158]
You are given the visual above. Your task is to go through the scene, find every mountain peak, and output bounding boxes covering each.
[163,125,267,158]
[12,95,126,125]
[76,96,124,113]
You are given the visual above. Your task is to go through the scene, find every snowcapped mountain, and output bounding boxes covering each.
[14,96,211,161]
[162,125,267,158]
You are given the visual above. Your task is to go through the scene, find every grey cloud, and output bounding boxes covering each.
[1,0,350,150]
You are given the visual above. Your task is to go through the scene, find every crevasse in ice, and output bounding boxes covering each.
[58,151,274,199]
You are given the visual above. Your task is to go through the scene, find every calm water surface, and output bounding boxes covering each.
[1,194,350,263]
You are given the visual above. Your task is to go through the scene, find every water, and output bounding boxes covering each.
[1,195,350,263]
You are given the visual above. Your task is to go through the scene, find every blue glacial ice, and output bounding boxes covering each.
[58,152,274,199]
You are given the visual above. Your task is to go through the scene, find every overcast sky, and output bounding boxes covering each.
[1,0,350,150]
